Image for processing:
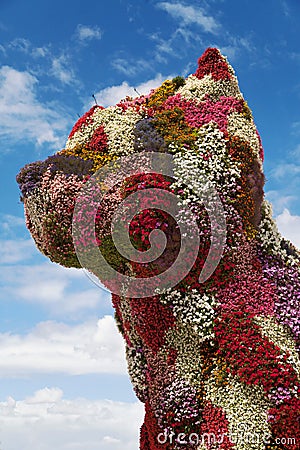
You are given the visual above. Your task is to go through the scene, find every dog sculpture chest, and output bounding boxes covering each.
[17,48,300,449]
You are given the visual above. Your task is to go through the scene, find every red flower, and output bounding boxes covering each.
[68,105,103,139]
[268,398,300,450]
[88,125,108,152]
[194,47,233,81]
[214,311,300,395]
[130,296,175,353]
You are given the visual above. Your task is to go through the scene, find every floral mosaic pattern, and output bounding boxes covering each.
[17,48,300,449]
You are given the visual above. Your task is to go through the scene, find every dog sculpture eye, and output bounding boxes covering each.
[17,48,300,449]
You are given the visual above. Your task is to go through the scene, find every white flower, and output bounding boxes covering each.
[178,74,242,103]
[205,375,271,450]
[227,112,262,160]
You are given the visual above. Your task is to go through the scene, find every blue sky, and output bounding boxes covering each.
[0,1,300,449]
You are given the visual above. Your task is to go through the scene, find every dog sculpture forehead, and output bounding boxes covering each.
[62,48,264,166]
[16,47,265,276]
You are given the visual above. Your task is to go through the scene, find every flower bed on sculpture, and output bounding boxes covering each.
[17,48,300,450]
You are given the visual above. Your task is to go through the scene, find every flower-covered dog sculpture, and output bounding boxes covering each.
[17,48,300,449]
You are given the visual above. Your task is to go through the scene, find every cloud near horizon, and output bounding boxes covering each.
[0,315,127,377]
[275,208,300,249]
[0,387,143,450]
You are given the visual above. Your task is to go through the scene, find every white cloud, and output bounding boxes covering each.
[218,37,255,61]
[0,213,27,237]
[271,162,300,179]
[137,75,169,96]
[9,37,31,53]
[150,27,202,65]
[110,56,158,78]
[291,121,300,134]
[217,45,238,61]
[93,81,136,107]
[0,261,110,316]
[266,190,297,216]
[111,57,147,77]
[155,38,175,58]
[0,65,70,149]
[275,208,300,249]
[7,38,49,59]
[26,387,64,404]
[290,52,300,64]
[51,55,76,85]
[281,0,291,17]
[0,315,127,377]
[151,27,200,61]
[289,143,300,163]
[157,1,220,34]
[0,388,143,450]
[92,74,166,108]
[31,46,48,58]
[0,239,36,264]
[76,24,102,42]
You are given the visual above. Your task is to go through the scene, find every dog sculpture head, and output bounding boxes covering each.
[17,48,266,288]
[17,48,300,449]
